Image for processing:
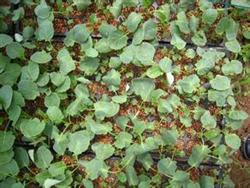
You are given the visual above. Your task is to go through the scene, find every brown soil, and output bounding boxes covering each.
[231,96,250,188]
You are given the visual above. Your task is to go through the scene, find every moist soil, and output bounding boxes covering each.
[231,96,250,188]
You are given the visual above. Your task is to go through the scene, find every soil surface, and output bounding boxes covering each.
[231,96,250,188]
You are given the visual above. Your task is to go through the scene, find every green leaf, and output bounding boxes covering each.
[0,34,13,48]
[157,158,177,176]
[202,8,218,24]
[20,118,45,139]
[131,78,155,101]
[80,57,100,75]
[50,72,66,86]
[108,30,128,50]
[188,145,210,167]
[142,19,157,40]
[132,28,144,45]
[172,170,189,183]
[14,147,30,168]
[124,12,142,32]
[112,95,127,104]
[18,80,40,100]
[48,162,66,177]
[160,128,179,145]
[229,110,248,121]
[0,160,19,177]
[79,159,109,180]
[102,69,121,87]
[46,106,64,124]
[109,0,122,18]
[177,74,200,94]
[191,30,207,46]
[200,111,216,129]
[57,48,76,75]
[154,4,170,24]
[171,34,186,50]
[225,133,241,150]
[35,0,51,19]
[85,48,98,58]
[53,133,69,155]
[135,42,155,65]
[208,89,233,107]
[6,42,24,59]
[95,38,112,53]
[222,60,243,75]
[68,130,91,155]
[0,131,15,152]
[37,20,54,41]
[137,153,153,171]
[199,176,214,188]
[159,57,172,73]
[44,93,60,108]
[44,179,62,188]
[25,61,40,81]
[150,89,166,104]
[37,72,50,87]
[231,0,250,8]
[91,143,115,160]
[126,165,139,186]
[120,45,136,63]
[176,11,190,34]
[94,101,120,120]
[225,39,241,53]
[158,94,181,113]
[99,23,116,38]
[0,63,21,86]
[0,85,13,110]
[35,146,53,169]
[0,150,14,166]
[31,51,52,64]
[86,118,112,135]
[114,132,132,149]
[210,75,231,91]
[66,98,86,116]
[71,24,90,44]
[73,0,91,10]
[146,65,163,79]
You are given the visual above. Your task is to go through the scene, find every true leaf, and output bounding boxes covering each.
[222,60,243,75]
[20,118,45,139]
[225,133,241,150]
[0,34,13,48]
[0,131,15,152]
[68,130,91,155]
[94,101,120,120]
[157,158,177,176]
[114,132,132,149]
[210,75,231,91]
[46,106,64,124]
[135,42,155,65]
[31,51,52,64]
[91,143,115,160]
[200,111,216,129]
[131,78,155,101]
[35,146,53,169]
[108,30,128,50]
[57,48,76,75]
[0,85,13,110]
[188,145,210,167]
[124,12,142,32]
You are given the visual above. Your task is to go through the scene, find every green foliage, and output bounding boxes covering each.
[0,0,247,187]
[131,78,155,101]
[31,51,52,64]
[19,118,45,139]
